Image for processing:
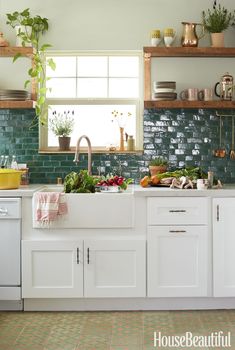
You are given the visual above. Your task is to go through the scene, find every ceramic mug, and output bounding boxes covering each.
[151,30,162,47]
[198,88,213,101]
[197,179,208,190]
[180,88,199,101]
[163,28,176,47]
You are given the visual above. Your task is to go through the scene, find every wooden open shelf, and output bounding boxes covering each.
[0,100,35,109]
[0,47,36,109]
[144,47,235,107]
[143,47,235,57]
[144,100,235,109]
[0,46,34,57]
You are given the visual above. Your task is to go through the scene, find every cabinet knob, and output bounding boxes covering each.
[216,205,220,221]
[169,230,187,233]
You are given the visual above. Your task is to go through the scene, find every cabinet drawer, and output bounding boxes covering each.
[0,198,21,219]
[147,197,208,225]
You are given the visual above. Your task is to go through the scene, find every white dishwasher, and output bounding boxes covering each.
[0,197,22,310]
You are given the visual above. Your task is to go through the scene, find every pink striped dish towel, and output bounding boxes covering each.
[34,192,68,223]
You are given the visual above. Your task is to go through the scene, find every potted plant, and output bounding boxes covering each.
[50,111,74,151]
[149,157,168,176]
[6,8,55,125]
[202,3,235,47]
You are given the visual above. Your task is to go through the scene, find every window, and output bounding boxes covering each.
[40,51,143,152]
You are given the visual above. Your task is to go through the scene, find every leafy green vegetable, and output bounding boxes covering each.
[157,167,207,181]
[64,170,99,193]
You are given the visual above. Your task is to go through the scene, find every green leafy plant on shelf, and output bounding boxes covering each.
[6,8,56,125]
[202,3,235,33]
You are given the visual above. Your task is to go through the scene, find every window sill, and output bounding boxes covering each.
[39,148,143,155]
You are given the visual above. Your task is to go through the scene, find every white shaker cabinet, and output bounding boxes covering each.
[22,239,146,298]
[84,239,145,298]
[22,241,83,298]
[147,197,209,297]
[213,198,235,297]
[148,226,208,297]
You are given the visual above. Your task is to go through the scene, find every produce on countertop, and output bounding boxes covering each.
[96,174,133,190]
[139,167,208,189]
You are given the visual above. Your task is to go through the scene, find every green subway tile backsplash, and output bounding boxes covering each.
[0,108,235,183]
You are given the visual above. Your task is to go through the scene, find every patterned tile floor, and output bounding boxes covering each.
[0,310,235,350]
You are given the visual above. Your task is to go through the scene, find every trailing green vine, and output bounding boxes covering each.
[6,8,56,125]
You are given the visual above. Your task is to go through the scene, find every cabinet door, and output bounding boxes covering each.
[84,239,146,297]
[213,198,235,297]
[22,240,83,298]
[147,226,208,297]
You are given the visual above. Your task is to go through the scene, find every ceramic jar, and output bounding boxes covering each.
[151,30,161,46]
[163,28,176,47]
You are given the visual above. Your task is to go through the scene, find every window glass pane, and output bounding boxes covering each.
[109,78,139,98]
[77,56,107,77]
[46,57,76,77]
[47,78,76,98]
[77,78,107,98]
[109,57,139,77]
[48,105,136,149]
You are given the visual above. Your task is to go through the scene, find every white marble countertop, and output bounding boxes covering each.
[0,184,44,197]
[1,184,235,197]
[133,184,235,197]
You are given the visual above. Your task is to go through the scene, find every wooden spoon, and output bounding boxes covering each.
[230,116,235,160]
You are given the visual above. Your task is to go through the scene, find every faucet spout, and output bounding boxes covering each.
[74,135,92,175]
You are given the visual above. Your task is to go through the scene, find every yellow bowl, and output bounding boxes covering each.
[0,169,22,189]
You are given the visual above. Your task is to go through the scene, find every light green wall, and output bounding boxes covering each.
[0,0,235,91]
[1,0,235,49]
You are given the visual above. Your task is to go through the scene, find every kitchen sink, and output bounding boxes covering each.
[33,186,134,229]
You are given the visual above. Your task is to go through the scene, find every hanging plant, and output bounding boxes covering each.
[6,8,56,125]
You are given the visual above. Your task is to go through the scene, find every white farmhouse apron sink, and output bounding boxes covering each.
[33,188,134,228]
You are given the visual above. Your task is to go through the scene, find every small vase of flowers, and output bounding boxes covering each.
[50,111,74,151]
[111,110,132,151]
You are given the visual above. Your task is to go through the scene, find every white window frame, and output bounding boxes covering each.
[39,50,143,153]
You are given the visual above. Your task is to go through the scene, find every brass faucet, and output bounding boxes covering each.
[74,135,92,175]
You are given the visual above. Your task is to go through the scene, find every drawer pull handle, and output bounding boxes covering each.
[76,248,80,264]
[217,205,220,222]
[0,208,8,216]
[169,210,186,213]
[169,230,186,233]
[87,248,90,264]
